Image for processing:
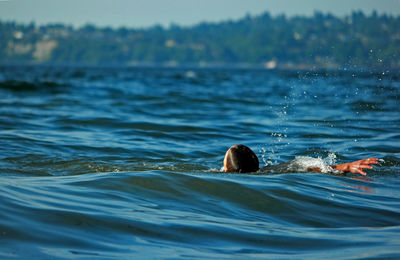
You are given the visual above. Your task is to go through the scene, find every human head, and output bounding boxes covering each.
[223,144,259,173]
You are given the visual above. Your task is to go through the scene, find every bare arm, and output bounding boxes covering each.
[307,158,379,175]
[331,158,379,175]
[259,157,379,175]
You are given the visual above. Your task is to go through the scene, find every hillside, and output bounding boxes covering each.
[1,11,399,69]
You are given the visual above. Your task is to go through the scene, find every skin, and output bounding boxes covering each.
[223,145,379,175]
[331,158,379,175]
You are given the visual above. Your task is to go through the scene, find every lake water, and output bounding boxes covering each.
[0,65,399,259]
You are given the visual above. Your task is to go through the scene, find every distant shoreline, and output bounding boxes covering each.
[2,11,399,70]
[0,62,396,75]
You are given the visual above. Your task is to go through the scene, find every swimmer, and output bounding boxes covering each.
[223,144,379,175]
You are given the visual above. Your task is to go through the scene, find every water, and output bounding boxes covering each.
[0,65,399,259]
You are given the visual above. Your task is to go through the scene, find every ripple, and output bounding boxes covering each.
[0,66,399,258]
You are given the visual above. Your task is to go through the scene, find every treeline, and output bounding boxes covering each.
[1,11,399,69]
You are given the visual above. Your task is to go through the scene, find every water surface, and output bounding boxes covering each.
[0,66,399,259]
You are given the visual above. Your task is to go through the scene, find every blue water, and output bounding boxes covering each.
[0,65,399,259]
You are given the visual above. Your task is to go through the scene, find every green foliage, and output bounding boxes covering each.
[1,11,399,69]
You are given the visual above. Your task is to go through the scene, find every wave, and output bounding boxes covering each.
[0,66,399,258]
[1,170,400,258]
[0,80,67,92]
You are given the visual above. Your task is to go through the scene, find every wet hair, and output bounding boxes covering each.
[224,144,259,173]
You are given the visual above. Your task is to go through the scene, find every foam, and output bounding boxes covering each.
[287,156,340,174]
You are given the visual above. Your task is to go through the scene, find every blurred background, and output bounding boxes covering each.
[1,0,399,69]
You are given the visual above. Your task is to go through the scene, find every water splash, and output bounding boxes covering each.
[260,152,341,174]
[262,92,292,166]
[324,153,337,166]
[289,156,338,174]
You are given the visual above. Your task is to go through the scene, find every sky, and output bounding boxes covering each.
[1,0,400,28]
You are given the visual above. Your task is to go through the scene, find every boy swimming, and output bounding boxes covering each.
[223,144,378,175]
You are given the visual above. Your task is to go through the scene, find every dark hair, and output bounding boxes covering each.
[224,144,259,173]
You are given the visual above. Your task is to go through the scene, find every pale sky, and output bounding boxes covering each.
[1,0,400,28]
